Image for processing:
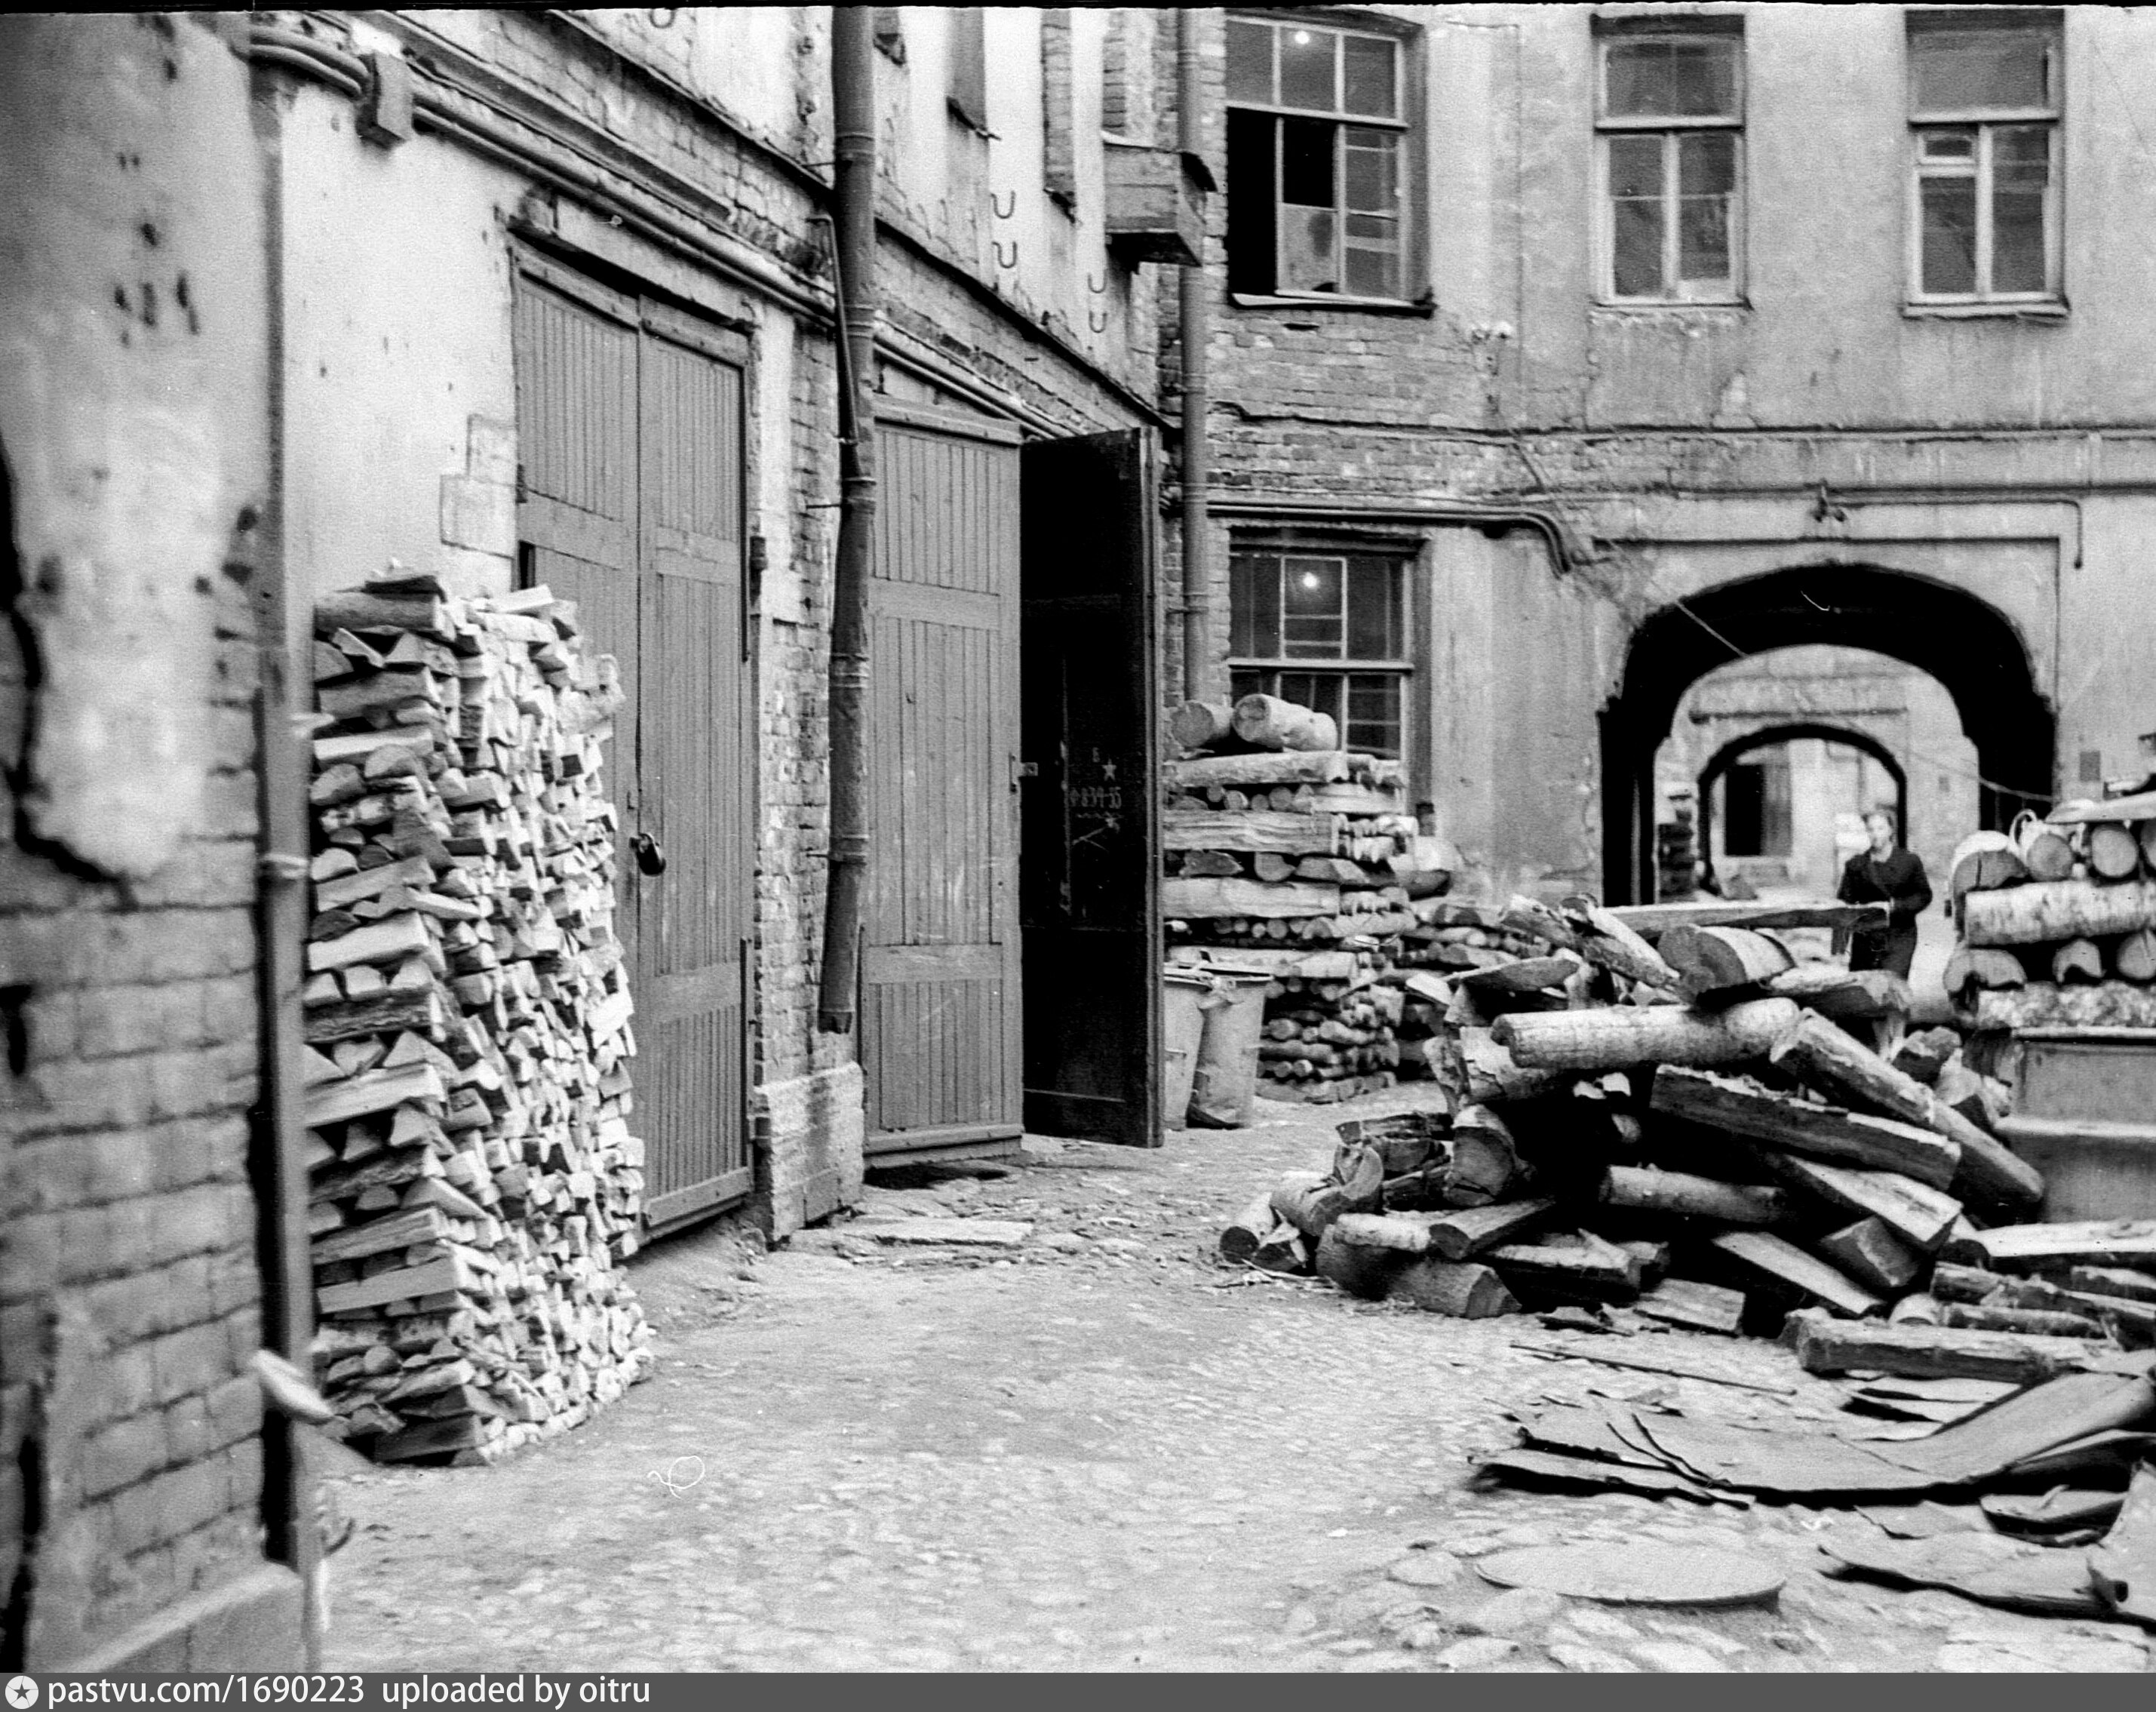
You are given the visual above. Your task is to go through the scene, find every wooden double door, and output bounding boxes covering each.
[512,254,752,1230]
[863,408,1161,1155]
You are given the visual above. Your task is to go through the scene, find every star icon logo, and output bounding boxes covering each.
[7,1676,38,1709]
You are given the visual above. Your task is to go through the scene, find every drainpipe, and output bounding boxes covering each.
[1178,11,1210,702]
[817,7,877,1036]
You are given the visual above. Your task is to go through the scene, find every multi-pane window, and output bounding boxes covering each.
[1225,15,1408,300]
[1596,29,1744,303]
[1908,16,2061,303]
[1230,548,1410,759]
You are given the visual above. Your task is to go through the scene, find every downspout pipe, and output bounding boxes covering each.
[1178,11,1210,702]
[817,7,877,1036]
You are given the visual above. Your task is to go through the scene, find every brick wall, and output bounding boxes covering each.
[1,14,299,1669]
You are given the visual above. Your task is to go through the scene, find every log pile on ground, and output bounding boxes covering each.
[301,572,653,1465]
[1212,895,2156,1385]
[1946,800,2156,1029]
[1163,696,1450,1105]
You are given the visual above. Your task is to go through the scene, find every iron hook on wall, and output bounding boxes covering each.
[1089,308,1110,334]
[990,189,1017,220]
[1086,272,1107,296]
[993,238,1018,269]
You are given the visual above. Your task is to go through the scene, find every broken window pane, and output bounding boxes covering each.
[1920,176,1979,295]
[1605,37,1738,119]
[1912,29,2051,113]
[1279,117,1335,206]
[1991,125,2050,293]
[1343,34,1397,119]
[1227,19,1274,106]
[1278,119,1338,293]
[1278,24,1338,112]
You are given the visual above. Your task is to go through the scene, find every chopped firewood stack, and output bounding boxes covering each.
[1162,695,1449,1105]
[301,571,654,1465]
[1946,798,2156,1029]
[1213,893,2145,1381]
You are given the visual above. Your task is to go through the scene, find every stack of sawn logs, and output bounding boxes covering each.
[300,573,654,1465]
[1946,796,2156,1031]
[1217,896,2130,1372]
[1161,694,1441,1104]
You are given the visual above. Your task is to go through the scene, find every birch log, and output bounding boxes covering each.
[1492,997,1798,1071]
[1169,699,1237,751]
[1961,878,2156,946]
[1232,693,1338,752]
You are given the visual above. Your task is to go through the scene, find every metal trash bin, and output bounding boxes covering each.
[1161,967,1211,1130]
[1187,967,1273,1130]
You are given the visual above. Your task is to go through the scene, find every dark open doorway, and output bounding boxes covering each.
[1602,565,2053,904]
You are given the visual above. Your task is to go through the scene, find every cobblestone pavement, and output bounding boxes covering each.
[322,1089,2153,1674]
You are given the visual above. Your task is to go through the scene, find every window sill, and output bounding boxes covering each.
[1591,298,1749,313]
[1903,300,2068,322]
[1229,292,1435,318]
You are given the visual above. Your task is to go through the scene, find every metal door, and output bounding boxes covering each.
[513,257,753,1230]
[1018,429,1162,1145]
[863,403,1024,1155]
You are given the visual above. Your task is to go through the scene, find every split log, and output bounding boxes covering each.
[1424,1197,1561,1261]
[1938,1302,2106,1339]
[2087,822,2144,881]
[1758,1151,1961,1252]
[1818,1217,1924,1293]
[1331,1213,1437,1253]
[2013,816,2077,883]
[1784,1308,2144,1382]
[1160,878,1341,919]
[1165,751,1355,790]
[1292,856,1368,887]
[2054,1265,2156,1304]
[1949,830,2029,902]
[2113,928,2156,982]
[1957,1219,2156,1269]
[1764,964,1909,1018]
[1313,1226,1403,1299]
[1267,1170,1350,1240]
[1961,878,2156,947]
[1659,924,1795,997]
[1494,997,1799,1071]
[1252,853,1295,883]
[1504,895,1683,992]
[1974,982,2156,1030]
[1445,1028,1569,1106]
[1650,1066,1960,1189]
[1767,1010,2043,1212]
[1168,699,1237,751]
[1460,955,1580,996]
[1633,1278,1746,1335]
[1709,1231,1883,1317]
[1162,809,1340,855]
[1943,945,2029,995]
[2051,937,2106,984]
[1447,1105,1522,1205]
[1220,1192,1284,1265]
[1388,1258,1519,1317]
[1488,1232,1643,1302]
[1232,693,1338,752]
[1599,1165,1787,1226]
[1179,851,1242,878]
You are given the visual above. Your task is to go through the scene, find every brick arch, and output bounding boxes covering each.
[1694,721,1909,887]
[1601,564,2053,904]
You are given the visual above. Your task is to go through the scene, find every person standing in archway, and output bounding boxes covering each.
[1838,805,1930,979]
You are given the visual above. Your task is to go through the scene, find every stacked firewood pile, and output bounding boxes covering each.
[1946,800,2156,1029]
[1215,894,2156,1372]
[300,572,654,1465]
[1162,695,1445,1104]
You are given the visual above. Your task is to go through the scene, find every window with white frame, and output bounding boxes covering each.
[1224,14,1409,301]
[1596,26,1744,303]
[1908,13,2062,303]
[1230,545,1411,760]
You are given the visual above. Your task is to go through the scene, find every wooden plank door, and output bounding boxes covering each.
[513,257,753,1231]
[863,403,1024,1155]
[1018,429,1162,1145]
[634,303,753,1226]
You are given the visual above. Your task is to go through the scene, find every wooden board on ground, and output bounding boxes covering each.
[1783,1308,2149,1383]
[1755,1151,1961,1252]
[1474,1542,1785,1607]
[1956,1219,2156,1268]
[1710,1230,1883,1317]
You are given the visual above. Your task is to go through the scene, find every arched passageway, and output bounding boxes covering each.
[1602,565,2053,904]
[1695,722,1909,890]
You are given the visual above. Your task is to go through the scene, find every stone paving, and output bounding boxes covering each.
[321,1089,2154,1674]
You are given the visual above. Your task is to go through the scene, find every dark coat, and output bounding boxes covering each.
[1838,847,1933,936]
